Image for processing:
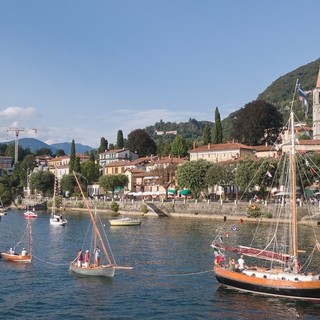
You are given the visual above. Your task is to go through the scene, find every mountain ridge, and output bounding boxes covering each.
[0,138,94,155]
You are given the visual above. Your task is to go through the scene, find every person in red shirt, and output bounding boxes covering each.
[84,250,90,268]
[77,249,83,267]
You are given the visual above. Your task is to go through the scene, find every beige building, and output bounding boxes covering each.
[189,142,255,163]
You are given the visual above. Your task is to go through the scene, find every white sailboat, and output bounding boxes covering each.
[69,171,132,277]
[212,79,320,300]
[50,176,67,226]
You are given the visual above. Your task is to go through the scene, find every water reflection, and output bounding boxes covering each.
[214,285,320,319]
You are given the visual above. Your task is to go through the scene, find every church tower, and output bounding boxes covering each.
[313,67,320,139]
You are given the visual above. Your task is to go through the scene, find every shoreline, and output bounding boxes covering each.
[11,203,320,226]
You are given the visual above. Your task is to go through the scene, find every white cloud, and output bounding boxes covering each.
[0,106,39,121]
[0,107,40,142]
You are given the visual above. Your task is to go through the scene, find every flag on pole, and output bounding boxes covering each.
[297,81,309,116]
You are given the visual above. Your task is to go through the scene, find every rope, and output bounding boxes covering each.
[32,254,70,266]
[157,269,214,277]
[30,255,214,277]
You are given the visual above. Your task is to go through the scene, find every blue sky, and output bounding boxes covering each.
[0,0,319,148]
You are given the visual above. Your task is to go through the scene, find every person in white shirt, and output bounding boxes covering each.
[238,255,245,272]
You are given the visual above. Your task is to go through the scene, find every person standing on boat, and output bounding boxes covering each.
[84,250,90,268]
[77,249,83,267]
[238,255,245,272]
[21,248,27,256]
[229,257,236,271]
[94,246,101,266]
[8,247,14,255]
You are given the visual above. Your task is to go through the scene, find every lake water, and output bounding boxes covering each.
[1,210,320,319]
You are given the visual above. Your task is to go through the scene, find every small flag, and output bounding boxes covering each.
[297,81,309,116]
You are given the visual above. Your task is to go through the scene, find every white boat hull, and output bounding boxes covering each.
[50,215,67,226]
[109,217,141,226]
[69,263,115,277]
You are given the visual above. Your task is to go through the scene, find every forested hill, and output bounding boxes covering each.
[257,58,320,111]
[145,119,213,146]
[219,58,320,142]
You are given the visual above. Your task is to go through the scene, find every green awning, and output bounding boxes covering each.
[179,189,191,195]
[168,189,176,194]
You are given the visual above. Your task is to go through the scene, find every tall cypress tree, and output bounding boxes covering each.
[212,107,223,144]
[98,137,108,153]
[116,130,124,149]
[74,156,81,173]
[69,139,76,173]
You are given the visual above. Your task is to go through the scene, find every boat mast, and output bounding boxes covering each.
[73,172,113,265]
[290,80,299,258]
[52,172,56,216]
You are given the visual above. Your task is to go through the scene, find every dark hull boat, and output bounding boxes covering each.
[212,74,320,301]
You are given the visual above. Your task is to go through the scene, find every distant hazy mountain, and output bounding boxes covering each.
[50,142,94,154]
[0,138,94,155]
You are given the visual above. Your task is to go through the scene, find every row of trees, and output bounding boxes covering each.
[0,99,289,206]
[175,150,320,201]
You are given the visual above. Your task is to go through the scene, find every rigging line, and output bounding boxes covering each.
[32,254,70,266]
[157,269,214,277]
[98,214,116,264]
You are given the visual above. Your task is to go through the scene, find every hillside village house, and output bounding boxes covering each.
[101,155,186,196]
[126,156,186,195]
[189,142,255,163]
[99,148,139,167]
[47,154,89,179]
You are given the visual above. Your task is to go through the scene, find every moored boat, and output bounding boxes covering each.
[24,209,37,219]
[109,217,141,226]
[211,77,320,300]
[49,175,67,226]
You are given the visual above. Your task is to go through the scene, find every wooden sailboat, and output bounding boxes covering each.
[69,171,132,277]
[1,219,32,263]
[50,176,67,226]
[212,80,320,300]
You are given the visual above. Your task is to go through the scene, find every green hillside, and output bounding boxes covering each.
[222,58,320,142]
[257,58,320,108]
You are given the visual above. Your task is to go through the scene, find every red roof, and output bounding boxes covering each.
[189,142,254,153]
